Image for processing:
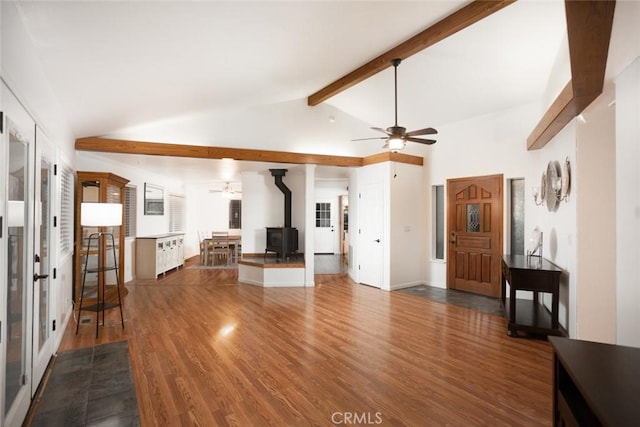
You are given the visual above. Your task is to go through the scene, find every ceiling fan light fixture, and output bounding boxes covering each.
[351,58,438,150]
[387,137,405,152]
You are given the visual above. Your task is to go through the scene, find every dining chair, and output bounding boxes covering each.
[198,231,213,265]
[211,231,230,266]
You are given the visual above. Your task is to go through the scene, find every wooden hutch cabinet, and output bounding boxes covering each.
[74,172,129,304]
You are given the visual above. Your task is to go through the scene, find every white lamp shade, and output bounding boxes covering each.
[81,203,123,227]
[8,200,25,227]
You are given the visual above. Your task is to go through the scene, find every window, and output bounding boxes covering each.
[229,199,241,229]
[509,178,525,255]
[168,193,185,232]
[315,202,331,227]
[434,185,444,260]
[59,165,74,255]
[124,185,137,237]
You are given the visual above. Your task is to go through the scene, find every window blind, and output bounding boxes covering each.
[59,165,74,255]
[124,185,137,237]
[169,193,185,232]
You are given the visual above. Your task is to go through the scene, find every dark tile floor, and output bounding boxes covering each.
[398,284,504,316]
[314,254,348,274]
[31,340,139,427]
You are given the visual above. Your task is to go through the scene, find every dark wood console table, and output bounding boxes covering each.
[549,336,640,426]
[501,254,564,337]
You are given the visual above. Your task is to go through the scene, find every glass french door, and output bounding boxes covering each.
[2,108,35,426]
[31,128,54,395]
[0,83,54,426]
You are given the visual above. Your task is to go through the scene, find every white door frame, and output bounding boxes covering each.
[1,84,36,427]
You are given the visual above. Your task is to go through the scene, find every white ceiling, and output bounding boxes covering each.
[13,0,569,182]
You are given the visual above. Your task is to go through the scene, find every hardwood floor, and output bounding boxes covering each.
[59,260,553,426]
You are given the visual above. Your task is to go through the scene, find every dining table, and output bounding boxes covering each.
[203,234,241,266]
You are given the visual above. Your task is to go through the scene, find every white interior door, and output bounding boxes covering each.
[358,182,383,288]
[314,200,337,254]
[31,129,54,395]
[2,87,35,427]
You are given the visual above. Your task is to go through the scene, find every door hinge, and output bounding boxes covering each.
[53,216,57,227]
[54,164,58,175]
[53,268,57,279]
[21,374,27,385]
[0,111,4,134]
[52,319,56,331]
[358,193,361,199]
[0,216,3,238]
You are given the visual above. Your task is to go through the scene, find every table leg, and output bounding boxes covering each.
[509,279,517,336]
[552,290,559,330]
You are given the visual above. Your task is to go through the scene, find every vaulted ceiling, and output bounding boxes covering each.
[11,0,573,181]
[14,0,568,136]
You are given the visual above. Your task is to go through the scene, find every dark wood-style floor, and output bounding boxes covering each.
[58,259,553,426]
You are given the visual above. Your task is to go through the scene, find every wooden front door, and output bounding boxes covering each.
[447,174,503,297]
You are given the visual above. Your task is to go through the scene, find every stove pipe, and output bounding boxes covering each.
[269,168,291,228]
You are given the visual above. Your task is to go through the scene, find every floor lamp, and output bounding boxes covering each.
[76,202,125,337]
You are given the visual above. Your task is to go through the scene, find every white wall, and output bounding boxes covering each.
[106,98,377,157]
[347,168,360,280]
[615,57,640,347]
[575,86,616,343]
[528,122,577,336]
[390,162,424,290]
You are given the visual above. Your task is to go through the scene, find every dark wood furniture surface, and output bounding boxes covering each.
[501,254,564,337]
[549,336,640,426]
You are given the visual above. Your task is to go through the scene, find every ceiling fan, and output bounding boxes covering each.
[208,182,241,198]
[352,58,437,152]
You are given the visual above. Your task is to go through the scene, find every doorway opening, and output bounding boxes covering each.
[313,180,348,275]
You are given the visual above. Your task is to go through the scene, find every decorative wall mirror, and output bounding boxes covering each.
[144,183,164,215]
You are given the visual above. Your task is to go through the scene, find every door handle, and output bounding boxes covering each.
[374,239,380,243]
[450,232,456,244]
[33,273,49,282]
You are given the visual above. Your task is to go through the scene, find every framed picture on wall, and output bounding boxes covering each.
[144,183,164,215]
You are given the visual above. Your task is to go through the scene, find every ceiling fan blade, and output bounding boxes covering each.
[406,127,437,137]
[351,137,387,141]
[371,127,391,135]
[406,137,437,145]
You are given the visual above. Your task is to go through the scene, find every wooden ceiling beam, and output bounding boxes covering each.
[75,137,423,168]
[307,0,515,106]
[527,82,577,151]
[527,0,616,150]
